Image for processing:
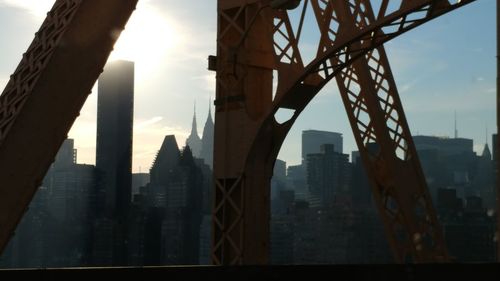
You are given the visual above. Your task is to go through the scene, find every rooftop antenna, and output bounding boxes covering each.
[486,124,489,147]
[454,111,458,138]
[209,97,212,116]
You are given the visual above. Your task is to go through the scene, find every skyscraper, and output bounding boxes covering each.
[95,60,134,265]
[131,173,150,196]
[186,104,202,158]
[96,60,134,218]
[413,135,476,199]
[302,130,343,166]
[493,134,497,162]
[200,101,214,169]
[141,135,204,265]
[306,144,350,206]
[0,139,96,268]
[413,135,473,157]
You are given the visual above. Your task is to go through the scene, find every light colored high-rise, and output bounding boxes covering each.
[302,130,343,165]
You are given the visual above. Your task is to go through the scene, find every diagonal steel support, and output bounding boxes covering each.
[0,0,137,254]
[320,0,448,263]
[213,0,475,264]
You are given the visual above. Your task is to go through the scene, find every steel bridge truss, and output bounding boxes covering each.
[213,0,475,264]
[0,0,138,253]
[0,0,479,266]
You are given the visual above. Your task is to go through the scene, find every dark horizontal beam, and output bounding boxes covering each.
[1,264,499,280]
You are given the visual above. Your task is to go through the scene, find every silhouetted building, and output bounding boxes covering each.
[351,151,360,164]
[200,102,214,168]
[162,146,203,265]
[493,134,497,162]
[436,188,464,216]
[287,164,307,199]
[0,187,49,268]
[302,130,343,165]
[273,159,286,181]
[413,136,473,156]
[350,152,372,209]
[138,135,180,265]
[89,217,114,265]
[53,139,77,168]
[126,201,147,266]
[413,135,495,211]
[193,157,213,265]
[186,104,202,158]
[271,215,294,264]
[1,139,96,268]
[140,136,204,265]
[271,159,287,200]
[270,187,295,265]
[198,215,212,265]
[94,60,134,266]
[132,173,150,196]
[96,59,134,218]
[473,144,495,209]
[413,135,477,199]
[436,188,496,262]
[306,144,351,207]
[290,200,317,264]
[150,136,180,187]
[195,158,213,215]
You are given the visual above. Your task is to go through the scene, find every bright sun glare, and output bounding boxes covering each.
[4,0,181,79]
[109,1,181,78]
[2,0,53,18]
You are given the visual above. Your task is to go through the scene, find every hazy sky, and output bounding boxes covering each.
[0,0,495,172]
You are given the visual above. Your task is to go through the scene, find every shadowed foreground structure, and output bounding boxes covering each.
[212,0,476,264]
[1,265,500,280]
[0,0,138,254]
[1,0,498,272]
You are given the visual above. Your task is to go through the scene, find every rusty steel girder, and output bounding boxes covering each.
[213,0,475,265]
[0,0,137,253]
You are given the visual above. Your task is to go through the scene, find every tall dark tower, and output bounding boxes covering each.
[95,60,134,265]
[96,60,134,217]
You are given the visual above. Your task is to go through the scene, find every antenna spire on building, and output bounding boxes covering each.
[208,97,212,118]
[191,101,198,136]
[454,111,458,138]
[200,97,214,169]
[486,124,489,147]
[186,101,202,157]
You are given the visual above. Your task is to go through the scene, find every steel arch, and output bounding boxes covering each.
[213,0,476,265]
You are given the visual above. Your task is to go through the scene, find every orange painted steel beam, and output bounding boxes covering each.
[313,0,448,263]
[213,0,475,265]
[212,0,276,265]
[0,0,137,254]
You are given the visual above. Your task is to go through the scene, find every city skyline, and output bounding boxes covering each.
[3,121,495,267]
[0,0,496,171]
[39,127,497,174]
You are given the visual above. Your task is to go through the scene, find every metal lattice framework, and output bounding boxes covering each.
[213,0,475,265]
[0,0,137,253]
[0,0,481,266]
